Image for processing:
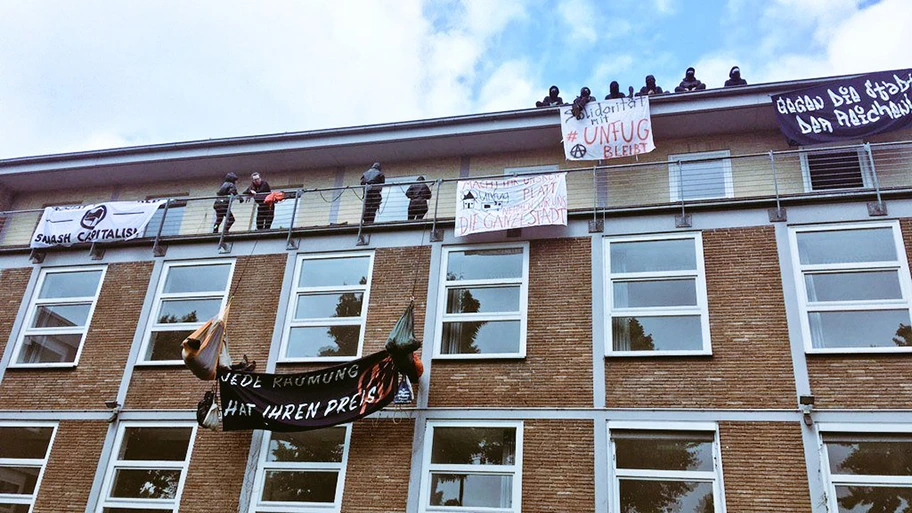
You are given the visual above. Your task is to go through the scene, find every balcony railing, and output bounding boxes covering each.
[4,140,912,253]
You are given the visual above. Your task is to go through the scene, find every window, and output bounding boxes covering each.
[249,426,351,513]
[435,244,529,358]
[280,253,373,362]
[0,423,57,513]
[140,260,234,363]
[143,197,188,238]
[668,151,733,201]
[605,233,711,355]
[789,222,912,352]
[11,266,106,367]
[420,421,523,513]
[821,425,912,513]
[609,422,724,513]
[801,147,871,192]
[97,423,196,513]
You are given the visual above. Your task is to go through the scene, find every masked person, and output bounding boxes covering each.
[571,87,597,120]
[406,176,432,220]
[243,172,273,230]
[675,67,707,93]
[636,75,665,96]
[535,85,564,107]
[213,172,240,233]
[725,66,748,87]
[361,162,385,224]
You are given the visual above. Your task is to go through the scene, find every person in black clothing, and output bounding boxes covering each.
[406,176,432,220]
[571,87,596,119]
[675,67,707,93]
[361,162,385,224]
[535,85,564,107]
[636,75,665,96]
[724,66,748,87]
[213,172,240,233]
[243,172,273,230]
[605,81,631,100]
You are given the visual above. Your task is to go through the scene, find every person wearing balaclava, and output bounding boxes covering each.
[725,66,748,87]
[213,172,240,233]
[636,75,665,96]
[571,87,596,119]
[360,162,385,224]
[535,85,564,107]
[605,81,628,100]
[675,67,707,92]
[405,176,433,220]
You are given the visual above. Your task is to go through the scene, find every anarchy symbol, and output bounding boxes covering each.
[570,144,587,159]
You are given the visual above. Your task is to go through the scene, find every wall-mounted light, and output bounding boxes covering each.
[799,395,815,426]
[105,400,121,423]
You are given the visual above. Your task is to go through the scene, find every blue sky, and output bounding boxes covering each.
[0,0,907,159]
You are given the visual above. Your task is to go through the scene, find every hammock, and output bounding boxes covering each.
[385,302,423,384]
[182,302,232,380]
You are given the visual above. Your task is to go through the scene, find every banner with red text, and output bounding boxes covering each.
[455,173,567,236]
[560,97,655,161]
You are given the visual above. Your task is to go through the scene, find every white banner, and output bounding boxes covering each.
[560,97,656,160]
[456,173,567,236]
[31,200,166,248]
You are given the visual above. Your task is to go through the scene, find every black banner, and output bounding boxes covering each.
[218,350,398,432]
[772,68,912,146]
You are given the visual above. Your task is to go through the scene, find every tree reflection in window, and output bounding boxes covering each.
[827,433,912,513]
[320,277,366,357]
[442,284,483,354]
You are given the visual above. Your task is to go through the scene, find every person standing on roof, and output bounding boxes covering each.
[406,176,432,220]
[243,172,274,230]
[213,172,240,233]
[360,162,385,224]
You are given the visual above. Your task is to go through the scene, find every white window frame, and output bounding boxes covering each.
[818,422,912,513]
[604,232,711,356]
[0,421,58,513]
[788,221,912,354]
[10,266,107,368]
[503,165,560,176]
[668,150,734,202]
[137,259,236,365]
[799,144,872,193]
[419,420,524,513]
[248,425,352,513]
[96,421,197,513]
[607,421,726,513]
[279,252,374,363]
[434,243,530,359]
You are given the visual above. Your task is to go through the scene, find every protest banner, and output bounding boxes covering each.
[560,97,655,161]
[455,173,567,236]
[31,200,165,248]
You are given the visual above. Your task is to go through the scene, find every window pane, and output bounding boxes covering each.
[611,239,696,273]
[110,468,181,499]
[807,151,864,190]
[143,204,185,238]
[809,310,912,348]
[0,504,31,513]
[826,435,912,476]
[0,466,40,494]
[146,330,192,361]
[835,486,912,513]
[613,279,697,308]
[261,470,338,503]
[0,427,53,459]
[267,429,346,463]
[38,270,102,299]
[612,316,703,351]
[805,271,903,302]
[31,304,91,329]
[446,248,523,281]
[119,427,192,461]
[286,326,360,358]
[157,299,221,324]
[614,431,714,471]
[446,287,520,314]
[619,479,714,513]
[298,257,370,288]
[429,473,513,508]
[431,427,516,465]
[797,228,896,265]
[441,320,521,354]
[680,159,726,200]
[295,293,363,320]
[16,334,81,364]
[163,264,231,294]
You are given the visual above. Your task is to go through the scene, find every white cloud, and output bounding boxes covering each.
[654,0,676,15]
[477,60,537,113]
[558,0,599,44]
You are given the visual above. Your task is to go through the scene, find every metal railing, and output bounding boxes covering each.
[5,140,912,252]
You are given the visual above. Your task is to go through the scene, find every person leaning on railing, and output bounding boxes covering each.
[213,172,242,233]
[243,172,273,230]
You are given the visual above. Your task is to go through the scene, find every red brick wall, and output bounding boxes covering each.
[0,262,153,410]
[606,227,797,409]
[429,238,593,407]
[719,421,811,512]
[126,254,284,409]
[342,419,415,513]
[180,428,252,513]
[33,420,108,513]
[522,420,594,513]
[0,267,32,358]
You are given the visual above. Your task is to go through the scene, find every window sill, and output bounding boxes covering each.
[606,350,713,357]
[278,356,360,364]
[433,353,526,360]
[806,347,912,355]
[133,360,185,367]
[7,362,78,369]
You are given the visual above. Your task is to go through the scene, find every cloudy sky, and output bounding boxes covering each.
[0,0,907,159]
